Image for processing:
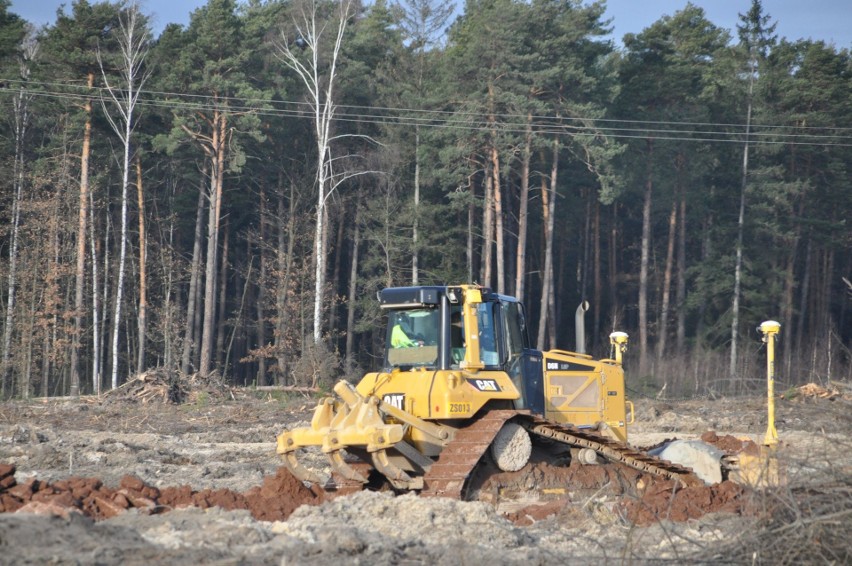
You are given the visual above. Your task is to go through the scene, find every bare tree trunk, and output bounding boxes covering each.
[781,201,803,375]
[730,68,754,381]
[467,175,475,283]
[481,170,494,286]
[550,235,563,345]
[46,156,70,396]
[20,280,37,399]
[312,181,327,344]
[1,64,32,395]
[515,116,532,302]
[161,191,177,370]
[42,186,62,398]
[485,82,504,293]
[70,71,95,397]
[797,242,812,350]
[580,189,591,300]
[592,200,602,348]
[89,192,101,394]
[255,184,268,386]
[100,5,149,387]
[491,146,505,295]
[638,139,654,375]
[675,185,687,354]
[328,206,345,337]
[276,177,297,384]
[224,240,249,382]
[657,194,677,362]
[100,193,112,392]
[215,218,230,370]
[181,173,206,375]
[781,242,796,375]
[110,149,129,389]
[537,138,558,350]
[199,110,226,377]
[609,204,619,330]
[396,0,451,284]
[820,249,834,341]
[112,140,130,389]
[380,185,394,288]
[275,0,354,345]
[345,195,362,374]
[412,127,420,285]
[136,155,147,374]
[1,189,20,391]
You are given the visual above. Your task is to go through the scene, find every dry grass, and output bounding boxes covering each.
[694,453,852,564]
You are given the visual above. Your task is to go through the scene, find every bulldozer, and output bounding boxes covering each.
[277,284,765,499]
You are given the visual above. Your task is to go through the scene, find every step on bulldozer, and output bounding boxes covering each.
[277,285,777,499]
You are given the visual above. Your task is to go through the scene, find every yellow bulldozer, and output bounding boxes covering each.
[277,284,776,498]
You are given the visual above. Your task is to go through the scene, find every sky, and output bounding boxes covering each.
[8,0,852,49]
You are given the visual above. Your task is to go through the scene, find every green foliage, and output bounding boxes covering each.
[0,0,25,62]
[0,0,849,395]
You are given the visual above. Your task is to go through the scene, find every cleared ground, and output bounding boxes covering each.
[0,381,850,565]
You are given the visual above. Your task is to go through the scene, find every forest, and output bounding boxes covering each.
[0,0,848,399]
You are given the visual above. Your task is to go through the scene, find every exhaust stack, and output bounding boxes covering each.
[575,301,590,353]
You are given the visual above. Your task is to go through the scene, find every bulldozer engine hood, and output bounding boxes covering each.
[358,368,520,420]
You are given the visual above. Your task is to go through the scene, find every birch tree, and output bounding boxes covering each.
[276,0,356,345]
[42,1,122,396]
[99,2,151,388]
[0,17,31,397]
[730,0,775,380]
[393,0,453,285]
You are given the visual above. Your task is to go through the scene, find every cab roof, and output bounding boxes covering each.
[378,285,518,309]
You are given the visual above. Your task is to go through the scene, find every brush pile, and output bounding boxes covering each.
[101,368,232,404]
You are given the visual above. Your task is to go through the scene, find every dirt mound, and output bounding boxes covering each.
[1,449,755,528]
[0,463,321,521]
[621,479,751,524]
[700,431,760,455]
[473,454,754,526]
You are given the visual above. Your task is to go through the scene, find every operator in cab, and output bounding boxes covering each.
[391,313,424,348]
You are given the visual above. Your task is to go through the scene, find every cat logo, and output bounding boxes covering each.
[382,393,405,410]
[467,379,501,392]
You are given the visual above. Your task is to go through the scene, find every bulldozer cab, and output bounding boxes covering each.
[379,286,538,410]
[385,309,440,368]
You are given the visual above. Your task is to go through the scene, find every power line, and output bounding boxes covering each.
[10,76,852,133]
[2,79,852,147]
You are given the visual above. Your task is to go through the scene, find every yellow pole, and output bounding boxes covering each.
[759,320,780,446]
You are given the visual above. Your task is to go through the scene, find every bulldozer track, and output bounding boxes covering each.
[420,409,703,499]
[421,410,519,498]
[519,415,704,487]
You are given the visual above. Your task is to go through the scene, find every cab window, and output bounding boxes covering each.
[385,309,438,369]
[476,303,500,367]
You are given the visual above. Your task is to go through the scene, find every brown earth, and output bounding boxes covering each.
[700,431,760,455]
[472,453,756,526]
[0,463,320,521]
[0,386,850,564]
